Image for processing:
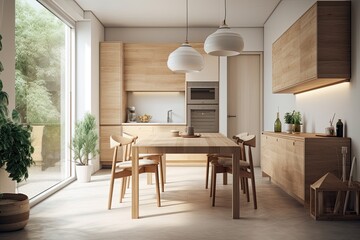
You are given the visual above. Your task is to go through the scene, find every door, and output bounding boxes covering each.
[227,54,261,166]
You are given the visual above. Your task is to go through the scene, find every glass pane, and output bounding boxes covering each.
[15,0,71,199]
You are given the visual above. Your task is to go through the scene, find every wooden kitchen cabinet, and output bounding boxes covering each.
[100,42,126,167]
[100,42,126,124]
[100,125,122,167]
[261,132,351,204]
[124,43,185,92]
[272,1,351,94]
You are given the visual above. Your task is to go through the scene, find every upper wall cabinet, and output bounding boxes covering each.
[100,42,126,125]
[272,1,351,94]
[124,43,185,91]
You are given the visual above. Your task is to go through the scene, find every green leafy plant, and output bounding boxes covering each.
[293,111,302,125]
[0,34,35,183]
[284,111,294,124]
[71,113,99,166]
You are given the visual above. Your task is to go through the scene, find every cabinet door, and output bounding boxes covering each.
[300,4,317,82]
[100,42,124,125]
[272,21,300,92]
[261,134,281,177]
[285,139,305,201]
[100,125,122,167]
[124,44,185,91]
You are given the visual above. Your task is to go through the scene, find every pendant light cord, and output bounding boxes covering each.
[185,0,189,44]
[223,0,227,25]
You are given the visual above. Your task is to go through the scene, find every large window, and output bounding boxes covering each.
[15,0,73,199]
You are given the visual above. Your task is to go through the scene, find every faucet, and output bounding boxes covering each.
[167,110,173,123]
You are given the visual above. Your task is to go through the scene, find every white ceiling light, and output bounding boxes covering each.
[167,0,204,73]
[204,0,244,56]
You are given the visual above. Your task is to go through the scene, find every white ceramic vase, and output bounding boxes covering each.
[76,164,92,183]
[285,123,293,133]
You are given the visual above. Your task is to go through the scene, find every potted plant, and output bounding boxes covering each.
[284,111,294,133]
[71,113,99,183]
[0,34,35,232]
[292,111,302,133]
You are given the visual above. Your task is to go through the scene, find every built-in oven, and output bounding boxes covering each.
[187,105,219,133]
[187,81,219,105]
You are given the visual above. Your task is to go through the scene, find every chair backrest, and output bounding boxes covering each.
[232,132,248,143]
[232,132,249,160]
[238,134,256,168]
[109,135,134,172]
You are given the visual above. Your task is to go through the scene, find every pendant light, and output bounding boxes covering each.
[167,0,204,73]
[204,0,244,56]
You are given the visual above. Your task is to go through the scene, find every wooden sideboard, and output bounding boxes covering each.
[261,132,351,204]
[272,1,351,94]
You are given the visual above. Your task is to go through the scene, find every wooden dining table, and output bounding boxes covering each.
[131,132,241,219]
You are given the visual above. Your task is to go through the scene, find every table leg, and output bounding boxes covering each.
[132,147,139,219]
[232,149,240,219]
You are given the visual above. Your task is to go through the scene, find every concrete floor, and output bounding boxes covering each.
[1,167,360,240]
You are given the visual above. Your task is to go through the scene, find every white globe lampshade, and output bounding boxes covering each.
[204,25,244,56]
[167,43,204,73]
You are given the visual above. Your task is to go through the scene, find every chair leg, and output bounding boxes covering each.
[120,178,126,203]
[155,165,161,207]
[159,155,165,192]
[210,164,213,197]
[127,176,131,188]
[223,172,228,185]
[211,166,217,207]
[108,177,115,210]
[245,178,250,202]
[205,157,210,189]
[251,172,257,209]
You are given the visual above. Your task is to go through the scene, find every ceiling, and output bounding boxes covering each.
[74,0,281,28]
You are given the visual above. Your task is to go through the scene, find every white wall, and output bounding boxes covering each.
[76,11,104,172]
[0,0,16,193]
[264,0,359,180]
[106,27,263,51]
[127,92,185,123]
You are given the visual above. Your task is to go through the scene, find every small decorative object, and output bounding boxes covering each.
[325,113,336,136]
[284,111,294,133]
[170,130,179,137]
[336,119,343,137]
[274,108,282,133]
[184,126,194,136]
[71,113,99,183]
[292,111,302,133]
[138,114,152,123]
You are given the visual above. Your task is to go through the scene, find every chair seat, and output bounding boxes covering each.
[215,157,250,168]
[139,153,162,158]
[116,159,158,169]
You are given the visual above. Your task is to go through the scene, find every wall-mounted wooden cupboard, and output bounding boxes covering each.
[123,43,185,91]
[272,1,351,94]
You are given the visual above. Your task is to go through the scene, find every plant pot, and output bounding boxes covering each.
[0,193,29,232]
[76,164,92,183]
[293,124,301,133]
[284,123,293,133]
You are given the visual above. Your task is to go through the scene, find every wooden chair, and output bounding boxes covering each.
[123,132,165,192]
[108,135,161,210]
[205,132,248,189]
[210,134,257,209]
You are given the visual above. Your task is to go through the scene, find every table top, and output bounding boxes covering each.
[133,133,239,155]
